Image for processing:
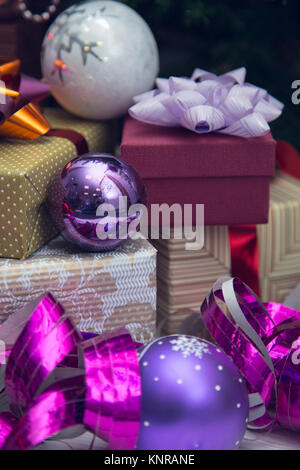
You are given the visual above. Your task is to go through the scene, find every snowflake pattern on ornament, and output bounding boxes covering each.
[169,336,211,359]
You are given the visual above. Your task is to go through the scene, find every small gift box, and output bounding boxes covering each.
[121,116,276,226]
[0,107,115,259]
[0,236,157,343]
[154,171,300,334]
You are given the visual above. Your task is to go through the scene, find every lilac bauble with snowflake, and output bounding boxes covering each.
[137,335,249,450]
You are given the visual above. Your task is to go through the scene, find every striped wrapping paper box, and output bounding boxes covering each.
[0,236,157,344]
[152,226,231,335]
[153,171,300,335]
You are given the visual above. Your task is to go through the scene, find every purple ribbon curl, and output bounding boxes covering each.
[0,294,141,450]
[201,277,300,433]
[129,67,284,138]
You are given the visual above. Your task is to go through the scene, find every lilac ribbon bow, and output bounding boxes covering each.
[129,67,284,137]
[0,294,141,450]
[201,277,300,432]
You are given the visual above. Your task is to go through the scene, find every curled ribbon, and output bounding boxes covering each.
[129,67,284,138]
[201,277,300,432]
[0,59,51,140]
[0,293,141,450]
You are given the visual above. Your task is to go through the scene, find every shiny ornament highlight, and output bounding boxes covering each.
[48,153,146,252]
[41,0,159,120]
[137,335,249,450]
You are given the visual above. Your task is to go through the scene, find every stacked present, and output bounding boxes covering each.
[121,68,300,336]
[0,54,157,344]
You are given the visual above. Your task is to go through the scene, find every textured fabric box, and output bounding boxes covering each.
[0,236,157,343]
[153,171,300,334]
[121,116,276,226]
[0,107,115,259]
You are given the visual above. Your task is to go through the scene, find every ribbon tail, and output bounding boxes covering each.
[228,225,260,297]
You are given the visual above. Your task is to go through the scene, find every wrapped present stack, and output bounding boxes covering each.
[0,54,157,344]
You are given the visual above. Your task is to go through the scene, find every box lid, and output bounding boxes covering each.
[121,116,276,179]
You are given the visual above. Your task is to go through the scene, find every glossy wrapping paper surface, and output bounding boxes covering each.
[201,277,300,432]
[0,294,141,450]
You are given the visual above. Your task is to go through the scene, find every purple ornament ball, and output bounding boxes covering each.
[48,153,146,251]
[137,335,249,450]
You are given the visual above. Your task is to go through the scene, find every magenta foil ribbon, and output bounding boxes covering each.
[201,277,300,432]
[129,67,284,137]
[0,294,141,450]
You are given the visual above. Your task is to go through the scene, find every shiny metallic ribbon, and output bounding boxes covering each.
[129,67,284,137]
[228,225,260,297]
[0,59,51,139]
[0,293,141,450]
[201,277,300,432]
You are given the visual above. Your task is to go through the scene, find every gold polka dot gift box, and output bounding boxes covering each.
[0,236,157,343]
[0,108,115,259]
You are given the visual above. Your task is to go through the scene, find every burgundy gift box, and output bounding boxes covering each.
[121,116,276,225]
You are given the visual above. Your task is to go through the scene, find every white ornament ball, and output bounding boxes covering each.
[41,0,159,120]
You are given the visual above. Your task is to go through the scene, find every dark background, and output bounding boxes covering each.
[1,0,300,148]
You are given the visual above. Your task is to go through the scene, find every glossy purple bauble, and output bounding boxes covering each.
[137,335,249,450]
[48,153,146,251]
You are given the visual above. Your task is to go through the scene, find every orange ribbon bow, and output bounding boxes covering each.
[0,59,51,140]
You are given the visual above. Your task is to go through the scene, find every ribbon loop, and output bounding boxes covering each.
[0,59,51,140]
[201,277,300,432]
[0,295,141,450]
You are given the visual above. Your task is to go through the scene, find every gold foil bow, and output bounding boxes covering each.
[0,59,51,140]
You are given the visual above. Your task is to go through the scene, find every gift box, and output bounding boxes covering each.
[0,236,157,343]
[152,226,231,334]
[0,107,115,259]
[258,171,300,302]
[153,171,300,334]
[121,116,276,226]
